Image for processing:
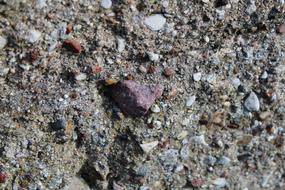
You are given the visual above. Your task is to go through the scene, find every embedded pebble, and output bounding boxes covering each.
[212,178,228,188]
[110,80,164,116]
[117,37,125,52]
[148,52,160,62]
[101,0,112,9]
[244,92,260,112]
[27,30,41,43]
[186,95,196,108]
[75,73,87,81]
[63,176,90,190]
[0,36,7,50]
[217,156,231,166]
[36,0,46,9]
[151,104,160,113]
[260,71,268,79]
[63,39,81,53]
[144,14,166,31]
[140,141,159,153]
[193,72,202,82]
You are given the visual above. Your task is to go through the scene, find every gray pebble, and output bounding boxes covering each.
[217,156,231,166]
[0,36,7,49]
[186,95,196,108]
[244,92,260,112]
[144,14,166,31]
[101,0,112,9]
[51,118,66,130]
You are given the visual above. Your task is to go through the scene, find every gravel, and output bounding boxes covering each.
[1,0,285,189]
[144,14,166,31]
[0,36,7,50]
[244,91,260,112]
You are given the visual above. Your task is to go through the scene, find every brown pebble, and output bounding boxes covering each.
[165,88,178,99]
[29,49,40,62]
[66,24,73,34]
[275,135,284,147]
[148,65,156,74]
[276,24,285,34]
[163,68,174,77]
[265,124,274,134]
[63,39,81,53]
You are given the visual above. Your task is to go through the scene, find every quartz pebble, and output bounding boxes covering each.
[0,36,7,50]
[212,178,228,188]
[117,37,125,52]
[140,141,159,153]
[28,30,41,43]
[244,92,260,112]
[75,73,87,81]
[193,72,202,81]
[101,0,112,9]
[148,52,160,62]
[36,0,46,9]
[151,104,161,113]
[186,96,196,108]
[144,14,166,31]
[63,176,90,190]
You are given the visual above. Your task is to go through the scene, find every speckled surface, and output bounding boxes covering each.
[0,0,285,189]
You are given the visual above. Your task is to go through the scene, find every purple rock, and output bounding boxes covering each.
[110,80,163,117]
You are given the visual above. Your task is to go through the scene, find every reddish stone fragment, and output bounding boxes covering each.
[0,173,7,183]
[148,65,156,74]
[276,24,285,34]
[163,68,174,77]
[110,80,163,117]
[190,179,204,187]
[63,39,81,53]
[91,65,102,74]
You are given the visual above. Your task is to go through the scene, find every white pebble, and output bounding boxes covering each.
[28,30,41,43]
[147,52,160,62]
[186,96,196,108]
[140,141,159,153]
[101,0,112,9]
[193,72,202,82]
[212,178,228,188]
[151,104,161,113]
[116,37,125,52]
[0,36,7,50]
[231,78,241,88]
[260,71,268,79]
[144,14,166,31]
[75,73,87,81]
[36,0,46,9]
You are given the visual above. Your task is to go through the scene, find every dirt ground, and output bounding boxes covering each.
[0,0,285,189]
